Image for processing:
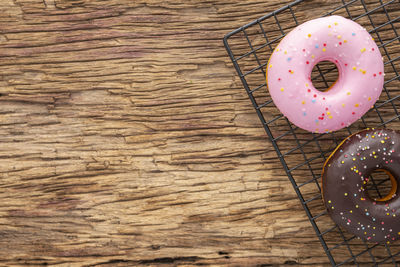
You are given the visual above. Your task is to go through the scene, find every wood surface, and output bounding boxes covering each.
[0,0,399,266]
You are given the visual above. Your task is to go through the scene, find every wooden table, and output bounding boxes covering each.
[0,0,399,266]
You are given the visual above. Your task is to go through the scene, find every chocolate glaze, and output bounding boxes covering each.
[322,129,400,243]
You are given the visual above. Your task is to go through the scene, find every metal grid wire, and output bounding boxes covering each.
[224,0,400,266]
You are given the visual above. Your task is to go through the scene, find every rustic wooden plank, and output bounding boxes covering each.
[0,0,399,266]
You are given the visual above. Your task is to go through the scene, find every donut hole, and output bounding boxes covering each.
[311,61,339,92]
[366,169,397,202]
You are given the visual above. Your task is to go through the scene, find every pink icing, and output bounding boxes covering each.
[267,15,384,133]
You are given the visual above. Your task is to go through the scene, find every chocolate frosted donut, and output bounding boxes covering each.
[322,129,400,243]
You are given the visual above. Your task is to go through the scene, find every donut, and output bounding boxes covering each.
[322,129,400,243]
[266,15,384,133]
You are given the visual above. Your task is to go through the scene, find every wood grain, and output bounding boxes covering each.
[0,0,399,266]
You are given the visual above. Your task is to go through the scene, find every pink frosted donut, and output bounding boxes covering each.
[267,15,384,133]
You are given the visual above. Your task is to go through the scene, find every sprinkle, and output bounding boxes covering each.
[342,103,345,107]
[352,32,356,36]
[322,48,326,52]
[328,25,331,28]
[355,103,359,107]
[368,97,371,101]
[361,48,366,52]
[328,115,333,119]
[302,100,305,104]
[287,57,292,62]
[311,55,315,58]
[269,64,273,68]
[315,44,319,48]
[345,193,348,196]
[303,112,307,116]
[362,70,366,74]
[307,34,311,38]
[280,87,284,92]
[352,66,357,70]
[312,99,316,103]
[337,35,341,39]
[327,111,331,115]
[347,92,351,95]
[344,40,347,43]
[334,22,338,25]
[381,140,385,144]
[341,161,344,164]
[284,50,287,54]
[306,61,309,64]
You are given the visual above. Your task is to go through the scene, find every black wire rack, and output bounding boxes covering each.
[224,0,400,266]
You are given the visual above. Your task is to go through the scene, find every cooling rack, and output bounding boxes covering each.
[224,0,400,266]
